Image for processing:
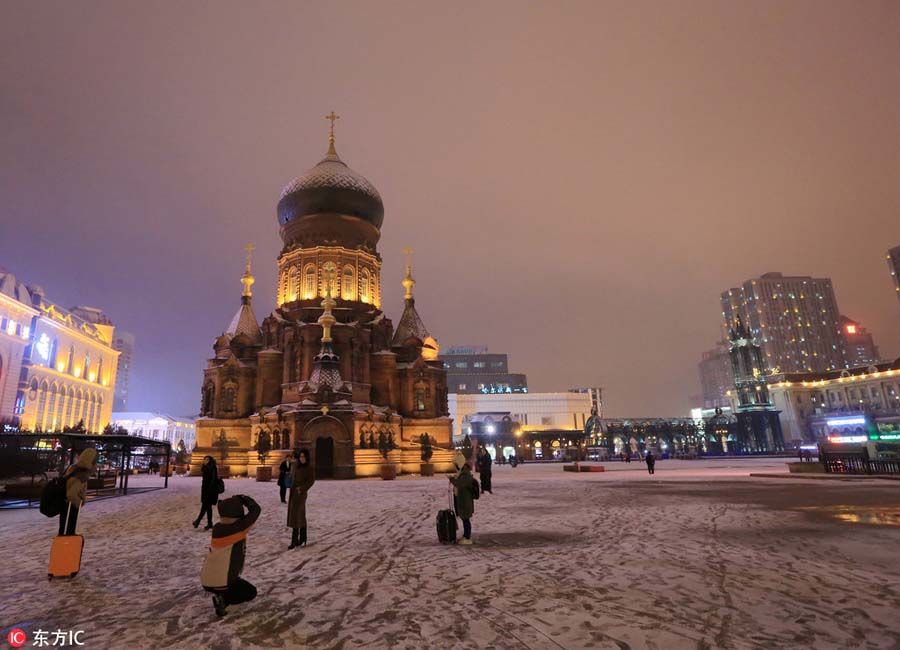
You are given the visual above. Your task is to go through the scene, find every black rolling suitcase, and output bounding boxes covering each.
[436,484,457,544]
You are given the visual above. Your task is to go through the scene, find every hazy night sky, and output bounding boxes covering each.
[1,1,898,417]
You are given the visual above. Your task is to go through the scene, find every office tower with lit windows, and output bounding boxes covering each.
[112,332,135,411]
[721,272,846,374]
[697,342,734,409]
[839,316,880,367]
[439,345,528,394]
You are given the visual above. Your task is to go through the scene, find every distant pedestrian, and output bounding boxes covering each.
[625,452,631,464]
[277,455,292,503]
[200,494,261,618]
[449,462,476,544]
[287,449,315,549]
[646,451,656,475]
[475,445,493,494]
[60,448,97,535]
[193,456,219,530]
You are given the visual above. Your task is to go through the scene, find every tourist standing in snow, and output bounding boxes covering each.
[193,456,219,530]
[449,463,475,544]
[287,448,315,549]
[475,445,493,494]
[200,494,261,617]
[277,456,292,503]
[60,448,97,535]
[646,451,656,475]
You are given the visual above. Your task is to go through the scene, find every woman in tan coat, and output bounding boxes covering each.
[287,449,315,549]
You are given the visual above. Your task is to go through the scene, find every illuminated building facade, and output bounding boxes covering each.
[193,120,453,478]
[111,412,196,449]
[449,391,592,440]
[839,316,880,367]
[439,345,528,394]
[0,273,38,425]
[0,271,119,433]
[721,272,846,374]
[766,357,900,444]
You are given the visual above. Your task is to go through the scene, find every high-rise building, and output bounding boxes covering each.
[697,342,733,409]
[721,272,846,374]
[887,245,900,308]
[439,345,528,394]
[112,332,135,411]
[839,316,880,367]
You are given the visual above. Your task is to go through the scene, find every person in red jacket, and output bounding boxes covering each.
[200,494,261,617]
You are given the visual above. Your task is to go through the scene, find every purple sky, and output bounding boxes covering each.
[2,1,898,417]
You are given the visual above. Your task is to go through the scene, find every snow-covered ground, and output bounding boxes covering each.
[2,458,900,650]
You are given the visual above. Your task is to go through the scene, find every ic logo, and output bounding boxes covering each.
[7,628,27,648]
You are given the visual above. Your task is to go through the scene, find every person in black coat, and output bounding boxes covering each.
[646,451,656,475]
[193,456,219,530]
[475,445,493,494]
[276,456,292,504]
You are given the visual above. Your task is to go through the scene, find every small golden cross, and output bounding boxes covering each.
[326,111,340,137]
[244,242,255,268]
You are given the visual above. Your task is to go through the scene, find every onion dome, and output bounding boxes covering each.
[277,139,384,229]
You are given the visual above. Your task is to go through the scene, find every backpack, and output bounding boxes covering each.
[470,477,480,500]
[40,476,68,517]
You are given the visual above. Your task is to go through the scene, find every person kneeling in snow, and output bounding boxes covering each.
[200,494,261,617]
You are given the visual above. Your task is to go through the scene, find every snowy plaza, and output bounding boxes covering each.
[3,459,900,650]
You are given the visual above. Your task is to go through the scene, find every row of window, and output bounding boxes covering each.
[28,380,105,432]
[445,361,505,370]
[281,264,378,303]
[0,317,31,340]
[32,333,108,384]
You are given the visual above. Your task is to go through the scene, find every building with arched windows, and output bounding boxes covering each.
[192,125,453,478]
[0,270,119,433]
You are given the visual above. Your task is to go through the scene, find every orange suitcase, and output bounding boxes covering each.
[48,505,84,580]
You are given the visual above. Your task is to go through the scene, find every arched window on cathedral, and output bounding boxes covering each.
[303,264,317,299]
[221,381,237,414]
[415,388,426,412]
[342,266,355,300]
[290,267,301,301]
[201,383,214,415]
[282,429,291,449]
[360,269,370,303]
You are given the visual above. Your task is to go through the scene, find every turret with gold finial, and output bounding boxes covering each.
[402,247,416,302]
[240,242,255,304]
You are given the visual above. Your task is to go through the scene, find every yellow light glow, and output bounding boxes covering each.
[57,362,65,372]
[88,372,97,382]
[74,367,82,378]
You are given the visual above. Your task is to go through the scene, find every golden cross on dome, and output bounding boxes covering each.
[243,242,255,269]
[326,111,340,137]
[325,111,340,154]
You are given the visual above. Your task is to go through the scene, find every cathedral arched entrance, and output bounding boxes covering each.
[315,437,335,479]
[300,415,353,479]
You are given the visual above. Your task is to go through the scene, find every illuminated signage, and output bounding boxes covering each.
[871,433,900,441]
[845,324,857,334]
[35,333,50,361]
[826,416,866,427]
[827,435,867,444]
